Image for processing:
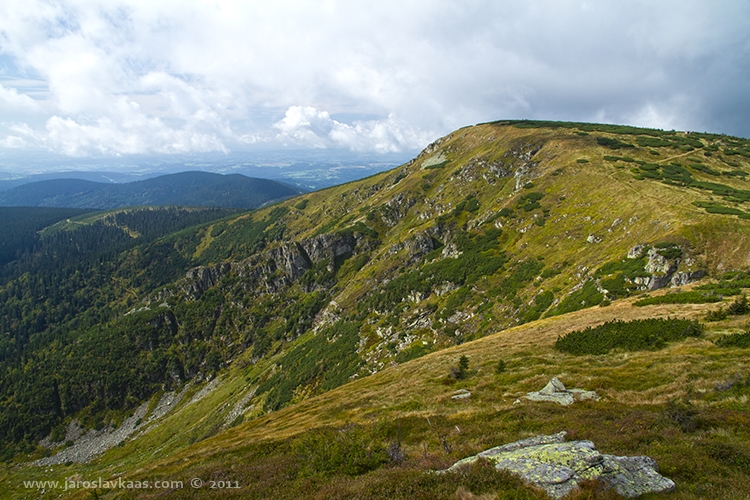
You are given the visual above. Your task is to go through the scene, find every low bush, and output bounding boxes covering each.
[596,137,634,150]
[727,294,749,315]
[293,425,388,478]
[547,280,603,316]
[555,317,704,355]
[705,307,728,322]
[714,331,750,348]
[634,291,722,307]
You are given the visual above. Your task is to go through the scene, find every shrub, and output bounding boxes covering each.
[294,199,309,210]
[547,280,603,316]
[293,425,388,477]
[597,137,634,150]
[495,359,506,374]
[714,331,750,348]
[458,355,469,374]
[728,294,749,315]
[555,318,704,355]
[516,192,544,212]
[705,307,728,322]
[634,291,722,307]
[665,399,699,433]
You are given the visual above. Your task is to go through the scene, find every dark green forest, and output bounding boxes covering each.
[0,206,242,453]
[0,207,94,266]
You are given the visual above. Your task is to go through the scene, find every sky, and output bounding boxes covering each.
[0,0,749,163]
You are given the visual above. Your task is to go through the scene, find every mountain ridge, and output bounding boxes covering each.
[0,171,304,209]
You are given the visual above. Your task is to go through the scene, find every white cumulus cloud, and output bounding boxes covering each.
[0,83,42,112]
[273,106,433,153]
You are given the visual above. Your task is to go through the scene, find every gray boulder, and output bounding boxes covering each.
[438,431,675,499]
[525,377,599,406]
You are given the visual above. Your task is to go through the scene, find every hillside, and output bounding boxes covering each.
[0,207,95,266]
[2,121,750,499]
[0,171,303,209]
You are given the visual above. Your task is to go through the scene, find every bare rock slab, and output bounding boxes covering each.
[438,431,674,499]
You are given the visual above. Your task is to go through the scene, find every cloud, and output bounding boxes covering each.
[0,135,26,148]
[0,0,748,158]
[44,100,229,156]
[0,83,42,111]
[273,106,433,153]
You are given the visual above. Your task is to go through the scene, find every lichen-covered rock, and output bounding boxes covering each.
[525,377,599,406]
[438,431,675,499]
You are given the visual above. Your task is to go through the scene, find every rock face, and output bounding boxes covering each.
[626,244,706,291]
[185,262,232,298]
[438,431,675,499]
[525,377,599,406]
[182,231,368,299]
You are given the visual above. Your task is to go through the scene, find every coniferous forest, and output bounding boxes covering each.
[0,207,238,453]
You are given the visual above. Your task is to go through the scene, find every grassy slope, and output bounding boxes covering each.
[5,122,750,499]
[6,290,750,499]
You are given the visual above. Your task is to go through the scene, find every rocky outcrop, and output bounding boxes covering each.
[644,248,678,276]
[670,270,707,287]
[380,193,417,227]
[182,231,368,299]
[438,431,675,499]
[626,244,706,291]
[389,231,438,261]
[525,377,599,406]
[301,232,358,263]
[454,156,511,183]
[627,244,648,259]
[504,141,543,191]
[148,310,178,338]
[184,263,232,298]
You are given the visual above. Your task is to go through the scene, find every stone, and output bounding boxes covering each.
[670,270,707,287]
[627,244,647,259]
[525,377,599,406]
[438,431,675,499]
[644,248,678,275]
[539,377,567,395]
[452,389,471,400]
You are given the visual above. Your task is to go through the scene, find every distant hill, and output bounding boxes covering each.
[0,171,304,209]
[0,171,158,192]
